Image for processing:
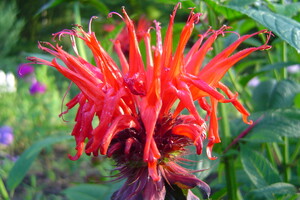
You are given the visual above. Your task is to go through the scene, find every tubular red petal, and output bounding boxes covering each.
[161,3,180,68]
[121,8,145,77]
[68,142,85,161]
[168,10,201,79]
[113,40,129,74]
[217,82,253,124]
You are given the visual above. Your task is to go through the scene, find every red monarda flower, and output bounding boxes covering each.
[28,4,271,200]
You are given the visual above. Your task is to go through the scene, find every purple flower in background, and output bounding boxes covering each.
[0,126,14,146]
[287,64,300,74]
[17,63,47,95]
[248,77,260,87]
[29,81,47,95]
[17,63,34,78]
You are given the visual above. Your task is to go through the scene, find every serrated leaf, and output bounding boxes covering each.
[63,184,114,200]
[7,135,72,191]
[241,145,281,189]
[252,79,277,111]
[252,80,300,111]
[250,109,300,139]
[227,6,300,52]
[250,182,297,198]
[269,80,300,109]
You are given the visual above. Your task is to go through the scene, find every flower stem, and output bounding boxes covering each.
[283,137,291,182]
[281,41,290,182]
[281,42,288,79]
[220,103,238,200]
[266,143,276,166]
[290,139,300,162]
[0,177,10,200]
[73,2,87,60]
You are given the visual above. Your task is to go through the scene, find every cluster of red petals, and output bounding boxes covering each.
[28,3,272,195]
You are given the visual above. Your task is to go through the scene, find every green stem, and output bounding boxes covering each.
[283,137,291,182]
[281,40,290,182]
[281,42,288,79]
[220,103,238,200]
[290,139,300,162]
[0,177,10,200]
[266,143,276,166]
[73,1,87,60]
[273,142,283,163]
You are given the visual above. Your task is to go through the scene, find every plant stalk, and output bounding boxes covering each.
[281,41,290,182]
[220,103,238,200]
[0,177,10,200]
[73,2,88,60]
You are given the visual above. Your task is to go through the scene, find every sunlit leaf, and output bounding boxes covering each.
[227,6,300,52]
[6,135,72,191]
[294,93,300,109]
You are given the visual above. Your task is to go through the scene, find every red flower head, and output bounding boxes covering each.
[28,3,271,199]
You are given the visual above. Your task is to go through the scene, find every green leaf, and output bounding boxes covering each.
[241,145,281,189]
[6,135,72,191]
[228,0,256,7]
[35,0,65,16]
[153,0,196,8]
[273,3,300,18]
[294,93,300,108]
[249,109,300,139]
[259,62,299,73]
[250,182,297,198]
[227,6,300,52]
[252,79,277,111]
[62,184,115,200]
[204,0,243,20]
[80,0,109,14]
[269,80,300,109]
[252,80,300,111]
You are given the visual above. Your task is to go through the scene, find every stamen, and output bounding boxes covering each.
[59,81,73,122]
[89,16,98,33]
[108,11,124,20]
[70,35,79,56]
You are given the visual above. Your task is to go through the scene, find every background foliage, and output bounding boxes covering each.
[0,0,299,199]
